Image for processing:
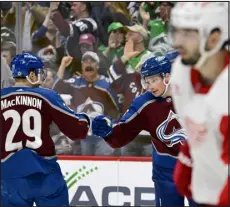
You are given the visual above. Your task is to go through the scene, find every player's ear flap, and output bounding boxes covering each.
[28,71,34,79]
[206,30,221,50]
[165,73,171,84]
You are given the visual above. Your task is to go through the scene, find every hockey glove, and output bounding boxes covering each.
[92,115,113,138]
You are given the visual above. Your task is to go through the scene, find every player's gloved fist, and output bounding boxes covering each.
[92,115,113,138]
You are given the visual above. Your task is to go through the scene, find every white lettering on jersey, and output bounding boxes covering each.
[1,96,42,111]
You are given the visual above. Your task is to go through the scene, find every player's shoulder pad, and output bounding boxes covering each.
[131,91,156,113]
[1,87,14,96]
[1,87,67,110]
[29,87,60,102]
[120,91,156,123]
[30,87,76,115]
[18,87,68,111]
[1,87,51,97]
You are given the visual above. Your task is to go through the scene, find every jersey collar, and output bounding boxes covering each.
[191,51,229,94]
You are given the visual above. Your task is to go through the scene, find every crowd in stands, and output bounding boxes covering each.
[1,1,176,156]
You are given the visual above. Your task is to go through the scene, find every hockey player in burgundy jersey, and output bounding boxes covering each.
[169,2,229,206]
[92,55,196,207]
[1,53,91,206]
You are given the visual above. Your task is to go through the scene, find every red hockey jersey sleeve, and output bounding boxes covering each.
[173,141,193,199]
[219,115,229,165]
[218,115,229,206]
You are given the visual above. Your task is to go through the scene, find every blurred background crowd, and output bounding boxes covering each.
[1,1,177,157]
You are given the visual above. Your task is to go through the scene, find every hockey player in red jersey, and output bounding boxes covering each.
[169,2,229,206]
[92,55,196,206]
[1,53,91,206]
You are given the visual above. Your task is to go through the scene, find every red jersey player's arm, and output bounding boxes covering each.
[220,115,229,165]
[104,103,146,148]
[218,115,229,206]
[47,91,90,140]
[173,141,193,199]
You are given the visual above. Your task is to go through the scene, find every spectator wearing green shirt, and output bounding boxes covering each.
[99,22,126,64]
[140,2,176,54]
[121,24,151,71]
[107,24,151,113]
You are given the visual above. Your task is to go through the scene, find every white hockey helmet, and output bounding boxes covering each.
[169,2,228,68]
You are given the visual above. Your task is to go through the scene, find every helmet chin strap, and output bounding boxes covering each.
[194,33,226,69]
[26,74,42,85]
[161,76,171,97]
[26,69,47,85]
[194,50,211,69]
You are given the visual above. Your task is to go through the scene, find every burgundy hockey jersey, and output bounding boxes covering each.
[1,86,90,177]
[104,91,187,169]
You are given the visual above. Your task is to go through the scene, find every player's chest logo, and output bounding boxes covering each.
[156,110,186,147]
[76,97,104,117]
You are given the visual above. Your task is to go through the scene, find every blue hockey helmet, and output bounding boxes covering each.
[10,53,46,84]
[141,56,172,96]
[141,55,171,78]
[165,50,179,63]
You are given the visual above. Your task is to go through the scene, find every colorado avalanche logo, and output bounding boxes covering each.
[156,110,187,147]
[76,97,104,118]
